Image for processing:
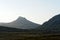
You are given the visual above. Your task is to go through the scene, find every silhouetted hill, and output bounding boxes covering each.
[0,16,40,29]
[37,14,60,33]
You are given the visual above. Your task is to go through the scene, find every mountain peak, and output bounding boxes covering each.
[17,16,26,20]
[16,16,27,21]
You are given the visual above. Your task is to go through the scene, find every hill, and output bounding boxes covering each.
[37,14,60,33]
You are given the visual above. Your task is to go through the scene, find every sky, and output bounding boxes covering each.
[0,0,60,24]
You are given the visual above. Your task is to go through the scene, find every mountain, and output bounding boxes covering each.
[38,14,60,33]
[0,16,40,29]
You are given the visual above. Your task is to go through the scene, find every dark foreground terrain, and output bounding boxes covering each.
[0,32,60,40]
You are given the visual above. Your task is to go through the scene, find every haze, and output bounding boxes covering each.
[0,0,60,24]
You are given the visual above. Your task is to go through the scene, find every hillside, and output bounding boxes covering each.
[37,14,60,33]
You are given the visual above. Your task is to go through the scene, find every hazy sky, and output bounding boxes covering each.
[0,0,60,24]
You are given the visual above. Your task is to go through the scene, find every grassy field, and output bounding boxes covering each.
[0,32,60,40]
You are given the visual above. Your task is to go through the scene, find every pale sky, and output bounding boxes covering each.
[0,0,60,24]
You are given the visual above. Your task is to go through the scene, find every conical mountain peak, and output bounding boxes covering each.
[15,16,27,22]
[17,16,26,20]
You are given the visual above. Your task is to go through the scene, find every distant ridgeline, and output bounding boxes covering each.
[0,14,60,34]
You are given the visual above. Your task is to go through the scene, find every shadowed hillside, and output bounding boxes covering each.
[36,14,60,34]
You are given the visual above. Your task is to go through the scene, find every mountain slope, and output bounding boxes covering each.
[0,17,40,29]
[40,14,60,33]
